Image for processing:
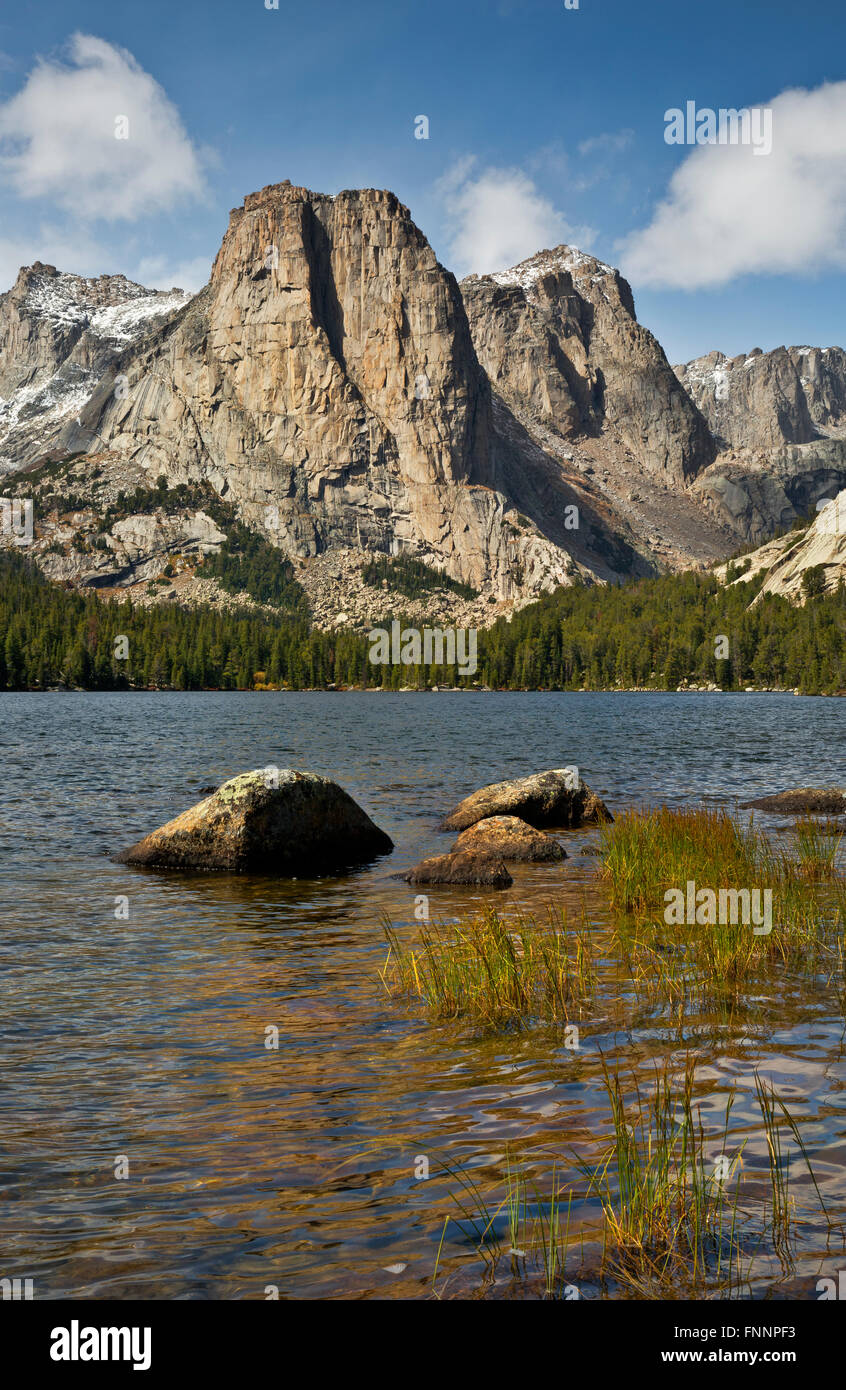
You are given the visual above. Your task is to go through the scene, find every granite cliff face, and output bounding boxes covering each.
[59,182,650,600]
[677,344,846,544]
[676,347,815,451]
[462,247,715,483]
[676,345,846,449]
[691,439,846,545]
[716,487,846,603]
[794,346,846,429]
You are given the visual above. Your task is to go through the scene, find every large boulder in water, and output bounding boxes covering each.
[116,769,393,872]
[453,815,566,862]
[405,851,513,888]
[439,769,612,832]
[739,787,846,815]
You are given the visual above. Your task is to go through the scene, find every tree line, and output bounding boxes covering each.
[1,550,844,694]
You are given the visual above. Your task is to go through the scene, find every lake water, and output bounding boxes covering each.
[1,691,845,1299]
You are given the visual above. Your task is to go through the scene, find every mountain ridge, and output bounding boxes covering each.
[1,178,845,624]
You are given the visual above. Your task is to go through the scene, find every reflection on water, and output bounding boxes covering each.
[0,692,845,1298]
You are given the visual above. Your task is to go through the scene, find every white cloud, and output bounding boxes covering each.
[0,33,207,220]
[619,81,846,290]
[0,226,108,293]
[572,128,634,193]
[578,129,634,158]
[0,235,213,297]
[437,157,594,277]
[132,253,211,293]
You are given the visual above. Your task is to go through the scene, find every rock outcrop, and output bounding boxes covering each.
[693,444,846,546]
[792,346,846,430]
[675,348,816,452]
[677,346,846,545]
[40,507,227,590]
[0,263,189,472]
[716,488,846,601]
[439,770,613,833]
[739,788,846,815]
[463,248,715,483]
[405,850,513,887]
[453,814,565,862]
[677,345,846,451]
[116,768,393,871]
[66,183,632,600]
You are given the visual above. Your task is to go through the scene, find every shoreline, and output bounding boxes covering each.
[5,685,841,696]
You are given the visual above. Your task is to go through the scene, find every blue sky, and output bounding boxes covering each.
[0,0,844,362]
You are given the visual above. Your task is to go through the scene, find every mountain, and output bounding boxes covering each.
[1,184,674,622]
[676,345,846,545]
[462,247,714,480]
[676,345,846,449]
[460,246,735,575]
[0,263,190,471]
[67,181,635,604]
[1,179,845,623]
[676,347,816,450]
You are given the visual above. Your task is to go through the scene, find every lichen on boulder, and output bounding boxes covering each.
[116,769,393,872]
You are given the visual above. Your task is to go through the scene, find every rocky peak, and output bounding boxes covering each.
[788,345,846,431]
[486,244,636,318]
[675,346,816,450]
[5,262,188,347]
[676,341,846,450]
[205,179,483,489]
[684,341,846,545]
[70,181,624,599]
[0,263,191,472]
[461,244,714,482]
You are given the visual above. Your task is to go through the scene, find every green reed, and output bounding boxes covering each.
[432,1059,839,1299]
[601,805,844,996]
[381,905,596,1029]
[432,1149,575,1299]
[792,816,843,881]
[575,1056,746,1296]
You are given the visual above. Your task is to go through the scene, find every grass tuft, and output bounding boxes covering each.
[381,906,595,1030]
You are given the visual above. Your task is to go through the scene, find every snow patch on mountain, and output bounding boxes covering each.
[0,265,193,473]
[487,245,616,298]
[25,271,189,342]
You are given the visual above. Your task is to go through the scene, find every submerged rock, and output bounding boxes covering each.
[453,815,565,862]
[116,769,393,872]
[439,769,613,832]
[405,851,513,888]
[739,787,846,815]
